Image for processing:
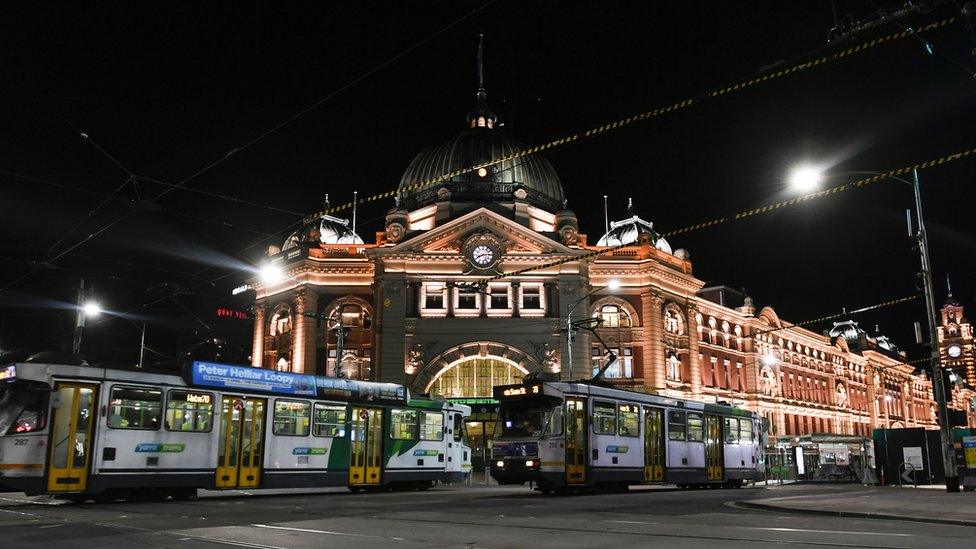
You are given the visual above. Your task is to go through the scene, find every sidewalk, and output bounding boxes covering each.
[739,485,976,527]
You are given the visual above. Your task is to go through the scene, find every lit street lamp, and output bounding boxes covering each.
[565,278,620,380]
[786,164,960,493]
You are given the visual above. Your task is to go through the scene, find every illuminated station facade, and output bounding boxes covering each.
[247,84,976,461]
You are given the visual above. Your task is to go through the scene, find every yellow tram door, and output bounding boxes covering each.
[565,397,587,484]
[215,396,266,489]
[704,414,723,481]
[349,407,383,486]
[643,407,664,482]
[47,383,97,492]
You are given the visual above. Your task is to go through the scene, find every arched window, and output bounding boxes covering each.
[266,305,293,371]
[666,351,681,381]
[664,306,684,335]
[595,303,632,328]
[429,357,525,398]
[318,299,374,380]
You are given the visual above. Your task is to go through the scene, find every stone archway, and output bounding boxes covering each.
[416,341,541,397]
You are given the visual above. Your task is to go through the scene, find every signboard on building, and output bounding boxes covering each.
[189,361,315,396]
[903,446,925,471]
[963,436,976,470]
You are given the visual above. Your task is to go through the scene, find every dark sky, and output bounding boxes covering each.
[2,1,975,363]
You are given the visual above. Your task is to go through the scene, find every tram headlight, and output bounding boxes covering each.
[525,460,535,467]
[496,460,505,468]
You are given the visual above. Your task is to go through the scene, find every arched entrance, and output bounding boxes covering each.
[417,341,542,472]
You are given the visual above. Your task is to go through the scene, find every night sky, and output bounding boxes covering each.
[2,2,975,365]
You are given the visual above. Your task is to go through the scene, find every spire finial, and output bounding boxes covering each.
[627,197,634,214]
[477,32,485,99]
[947,273,953,297]
[323,193,330,211]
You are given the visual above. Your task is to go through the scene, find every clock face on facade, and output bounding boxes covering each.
[471,244,495,267]
[948,344,962,358]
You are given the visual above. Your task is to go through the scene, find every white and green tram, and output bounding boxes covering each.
[0,361,471,500]
[490,380,763,493]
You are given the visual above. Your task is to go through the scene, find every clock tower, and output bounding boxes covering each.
[938,285,975,387]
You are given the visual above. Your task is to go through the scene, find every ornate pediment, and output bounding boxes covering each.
[383,207,575,257]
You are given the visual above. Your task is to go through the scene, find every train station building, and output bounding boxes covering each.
[246,76,976,465]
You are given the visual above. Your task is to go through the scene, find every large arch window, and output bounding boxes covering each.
[265,305,293,372]
[664,306,684,335]
[428,357,526,398]
[595,303,632,328]
[317,299,373,380]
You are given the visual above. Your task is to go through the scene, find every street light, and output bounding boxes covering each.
[82,301,103,318]
[785,164,960,493]
[565,278,620,380]
[761,353,778,367]
[259,263,284,285]
[787,165,823,193]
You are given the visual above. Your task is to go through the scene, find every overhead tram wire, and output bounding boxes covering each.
[149,0,498,205]
[470,144,976,287]
[301,14,963,223]
[750,295,921,339]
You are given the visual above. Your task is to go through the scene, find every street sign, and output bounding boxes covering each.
[963,436,976,470]
[903,446,924,471]
[359,409,369,420]
[234,399,245,411]
[900,465,916,484]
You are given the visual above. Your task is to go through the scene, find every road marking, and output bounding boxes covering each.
[607,520,656,525]
[250,524,405,541]
[0,508,38,517]
[95,522,287,549]
[736,526,913,538]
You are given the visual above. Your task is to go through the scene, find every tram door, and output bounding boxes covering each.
[704,414,723,481]
[349,407,382,486]
[216,396,266,489]
[565,398,587,484]
[643,406,664,482]
[46,383,97,492]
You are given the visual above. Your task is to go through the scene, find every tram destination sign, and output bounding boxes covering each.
[493,383,543,400]
[189,361,316,396]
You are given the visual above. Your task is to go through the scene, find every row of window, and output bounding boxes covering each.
[588,401,754,444]
[422,283,543,311]
[106,387,447,442]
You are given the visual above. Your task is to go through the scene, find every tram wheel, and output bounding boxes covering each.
[414,481,433,491]
[348,486,363,494]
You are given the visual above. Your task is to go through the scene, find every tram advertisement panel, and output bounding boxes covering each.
[314,377,407,404]
[189,361,315,395]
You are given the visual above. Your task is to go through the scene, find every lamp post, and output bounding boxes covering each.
[565,278,620,380]
[787,166,959,493]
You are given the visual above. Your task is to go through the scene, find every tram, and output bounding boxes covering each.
[490,380,763,493]
[0,360,471,500]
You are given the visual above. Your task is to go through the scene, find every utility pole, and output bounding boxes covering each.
[72,278,87,355]
[138,323,146,369]
[911,169,960,493]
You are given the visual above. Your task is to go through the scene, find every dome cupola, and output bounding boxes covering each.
[597,198,672,253]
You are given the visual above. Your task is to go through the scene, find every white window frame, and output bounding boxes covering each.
[486,283,512,317]
[421,282,447,317]
[453,285,481,317]
[518,283,546,317]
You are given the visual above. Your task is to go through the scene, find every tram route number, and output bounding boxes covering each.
[13,438,28,446]
[359,410,369,420]
[234,399,245,411]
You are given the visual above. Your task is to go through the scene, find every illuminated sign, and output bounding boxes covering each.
[314,377,408,404]
[189,361,315,396]
[185,392,212,405]
[495,384,542,399]
[135,443,186,453]
[0,364,15,382]
[293,447,328,456]
[231,283,252,296]
[216,307,251,320]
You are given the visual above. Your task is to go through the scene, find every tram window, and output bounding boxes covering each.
[108,386,162,430]
[391,409,419,440]
[453,414,464,442]
[544,404,563,436]
[273,400,311,436]
[739,419,753,443]
[618,404,639,437]
[312,403,346,437]
[592,401,616,435]
[667,410,686,441]
[686,413,704,442]
[3,390,48,434]
[165,391,214,432]
[724,417,739,443]
[420,411,444,441]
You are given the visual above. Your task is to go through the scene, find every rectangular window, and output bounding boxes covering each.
[545,404,563,436]
[453,413,463,442]
[739,419,753,443]
[420,411,444,441]
[7,391,48,434]
[686,412,704,442]
[273,399,311,436]
[165,390,214,432]
[108,386,162,430]
[667,410,686,441]
[424,284,445,309]
[592,401,617,435]
[618,404,639,437]
[724,417,739,443]
[457,287,478,309]
[391,409,419,440]
[521,285,542,309]
[489,284,509,309]
[312,403,346,437]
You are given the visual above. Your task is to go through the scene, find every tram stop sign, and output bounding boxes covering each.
[234,399,245,411]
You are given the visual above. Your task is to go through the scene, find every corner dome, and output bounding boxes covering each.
[283,195,363,249]
[828,320,866,341]
[597,198,672,253]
